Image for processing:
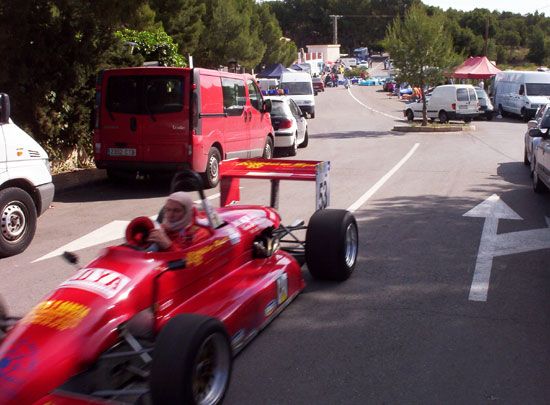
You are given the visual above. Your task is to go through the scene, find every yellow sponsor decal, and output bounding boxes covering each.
[186,237,229,267]
[22,300,90,331]
[236,161,317,169]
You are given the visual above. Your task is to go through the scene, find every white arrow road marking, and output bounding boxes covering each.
[347,143,419,212]
[33,193,222,263]
[464,194,550,302]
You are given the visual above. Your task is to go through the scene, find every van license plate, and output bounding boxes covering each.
[459,105,468,109]
[108,148,136,157]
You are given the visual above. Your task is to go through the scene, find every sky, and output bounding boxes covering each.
[421,0,550,14]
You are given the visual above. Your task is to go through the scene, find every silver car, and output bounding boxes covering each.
[265,96,308,156]
[524,104,548,175]
[529,106,550,192]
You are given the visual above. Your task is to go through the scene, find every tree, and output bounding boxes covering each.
[116,28,186,67]
[383,4,459,126]
[150,0,206,57]
[527,27,547,65]
[256,3,297,67]
[196,0,266,69]
[0,0,157,165]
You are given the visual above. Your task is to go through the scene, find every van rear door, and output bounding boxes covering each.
[100,74,142,163]
[456,87,477,114]
[140,74,190,165]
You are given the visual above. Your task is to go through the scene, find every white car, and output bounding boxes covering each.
[265,96,308,156]
[523,104,550,185]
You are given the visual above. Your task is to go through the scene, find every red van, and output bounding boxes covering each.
[93,67,274,187]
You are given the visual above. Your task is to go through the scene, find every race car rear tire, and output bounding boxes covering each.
[305,209,358,281]
[0,187,37,258]
[150,314,232,405]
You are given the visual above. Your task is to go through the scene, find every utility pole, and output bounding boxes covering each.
[329,15,343,44]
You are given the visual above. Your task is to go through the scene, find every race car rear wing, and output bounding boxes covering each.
[219,158,330,210]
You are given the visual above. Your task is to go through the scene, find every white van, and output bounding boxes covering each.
[493,71,550,120]
[404,84,480,123]
[0,93,54,257]
[279,72,315,118]
[257,78,279,92]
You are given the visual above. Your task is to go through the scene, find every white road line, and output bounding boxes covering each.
[347,143,420,212]
[347,87,403,120]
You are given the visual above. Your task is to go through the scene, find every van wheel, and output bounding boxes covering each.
[498,105,506,117]
[299,130,309,148]
[263,137,273,159]
[520,108,529,122]
[202,148,221,188]
[486,112,493,121]
[310,112,315,119]
[464,117,472,123]
[438,111,448,123]
[406,109,414,122]
[0,188,37,258]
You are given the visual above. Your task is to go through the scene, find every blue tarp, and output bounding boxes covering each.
[256,64,292,78]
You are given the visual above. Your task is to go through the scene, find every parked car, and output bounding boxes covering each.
[312,76,325,93]
[525,104,549,181]
[264,95,308,156]
[475,87,494,120]
[404,84,480,123]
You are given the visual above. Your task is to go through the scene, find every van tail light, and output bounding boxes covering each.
[279,119,293,129]
[451,103,456,110]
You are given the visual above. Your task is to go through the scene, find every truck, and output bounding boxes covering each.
[0,93,54,257]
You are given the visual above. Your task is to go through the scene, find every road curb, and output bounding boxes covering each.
[53,168,107,194]
[392,124,476,133]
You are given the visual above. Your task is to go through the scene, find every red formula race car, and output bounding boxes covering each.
[0,159,359,405]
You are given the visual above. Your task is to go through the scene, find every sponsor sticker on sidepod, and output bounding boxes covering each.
[60,268,131,299]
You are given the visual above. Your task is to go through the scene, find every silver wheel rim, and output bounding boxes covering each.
[209,155,219,181]
[1,202,26,242]
[192,333,231,405]
[265,142,272,159]
[344,223,358,267]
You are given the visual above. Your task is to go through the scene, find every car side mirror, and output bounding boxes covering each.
[0,93,10,124]
[529,128,542,138]
[262,99,272,113]
[527,120,538,129]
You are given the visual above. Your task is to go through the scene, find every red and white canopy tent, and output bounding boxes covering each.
[452,56,501,79]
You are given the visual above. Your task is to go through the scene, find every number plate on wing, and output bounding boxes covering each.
[108,148,136,157]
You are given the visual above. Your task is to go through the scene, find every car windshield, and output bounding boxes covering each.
[281,82,313,95]
[475,89,487,99]
[525,83,550,96]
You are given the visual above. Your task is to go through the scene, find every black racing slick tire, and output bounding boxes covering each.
[305,209,358,281]
[0,187,37,258]
[263,137,274,159]
[150,314,232,405]
[202,147,221,189]
[299,130,309,148]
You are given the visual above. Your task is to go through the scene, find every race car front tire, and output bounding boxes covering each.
[150,314,232,405]
[305,209,358,281]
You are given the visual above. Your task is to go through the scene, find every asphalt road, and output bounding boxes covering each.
[2,74,550,403]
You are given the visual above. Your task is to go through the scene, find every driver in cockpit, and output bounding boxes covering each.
[147,192,196,251]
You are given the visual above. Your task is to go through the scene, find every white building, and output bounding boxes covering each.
[306,44,341,63]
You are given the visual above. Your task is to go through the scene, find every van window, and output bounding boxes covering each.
[145,78,183,114]
[456,88,469,101]
[525,83,550,96]
[468,88,477,101]
[107,76,139,114]
[106,75,184,115]
[247,80,262,111]
[281,82,312,96]
[222,78,246,116]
